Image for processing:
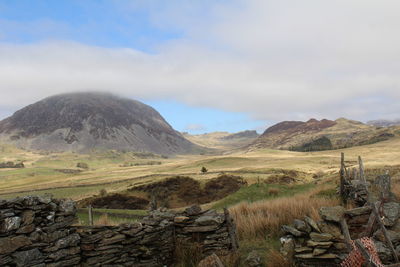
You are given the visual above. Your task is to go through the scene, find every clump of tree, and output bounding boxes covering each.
[76,162,89,169]
[0,161,24,168]
[289,136,333,152]
[201,166,208,173]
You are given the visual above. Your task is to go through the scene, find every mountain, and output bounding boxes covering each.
[367,119,400,127]
[183,130,259,150]
[250,118,397,151]
[0,92,199,154]
[221,130,259,140]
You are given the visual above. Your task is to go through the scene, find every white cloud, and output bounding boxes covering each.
[1,0,400,122]
[184,124,207,132]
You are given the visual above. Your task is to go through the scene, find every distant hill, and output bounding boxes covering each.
[183,130,259,150]
[250,118,398,151]
[367,119,400,127]
[0,92,199,154]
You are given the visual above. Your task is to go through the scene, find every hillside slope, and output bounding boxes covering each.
[0,92,199,154]
[183,130,259,150]
[251,118,398,151]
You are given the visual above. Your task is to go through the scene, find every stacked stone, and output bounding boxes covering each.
[0,195,80,267]
[281,206,349,267]
[281,203,400,266]
[78,215,175,267]
[173,205,233,255]
[0,197,237,267]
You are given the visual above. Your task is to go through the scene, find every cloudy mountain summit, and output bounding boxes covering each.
[0,92,198,154]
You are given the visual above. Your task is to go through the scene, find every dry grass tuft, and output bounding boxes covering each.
[230,187,339,239]
[267,249,293,267]
[94,214,118,226]
[174,241,203,267]
[268,188,280,196]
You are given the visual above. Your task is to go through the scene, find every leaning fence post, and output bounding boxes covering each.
[88,205,93,226]
[340,153,346,204]
[359,156,366,182]
[372,202,399,263]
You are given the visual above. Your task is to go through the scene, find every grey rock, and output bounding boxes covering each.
[280,235,295,257]
[244,250,262,267]
[12,248,44,267]
[306,240,333,248]
[310,232,333,242]
[195,215,224,226]
[319,206,345,222]
[382,202,400,227]
[184,205,202,216]
[58,199,75,215]
[0,235,32,254]
[374,229,400,244]
[293,219,311,233]
[282,225,303,237]
[313,248,327,256]
[304,216,321,233]
[21,210,35,225]
[375,241,393,263]
[344,206,371,217]
[1,216,21,232]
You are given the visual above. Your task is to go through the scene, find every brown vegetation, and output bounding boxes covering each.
[267,249,293,267]
[229,187,339,240]
[130,175,247,208]
[79,193,149,209]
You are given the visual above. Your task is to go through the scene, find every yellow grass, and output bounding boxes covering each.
[2,137,400,200]
[94,214,118,226]
[229,187,339,240]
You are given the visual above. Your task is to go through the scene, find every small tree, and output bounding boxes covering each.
[201,166,208,174]
[77,162,89,169]
[99,188,107,197]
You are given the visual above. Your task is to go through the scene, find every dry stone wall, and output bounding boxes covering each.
[281,203,400,266]
[0,195,80,267]
[0,196,237,267]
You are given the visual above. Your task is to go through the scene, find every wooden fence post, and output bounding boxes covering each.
[88,205,93,226]
[340,153,346,204]
[359,156,366,182]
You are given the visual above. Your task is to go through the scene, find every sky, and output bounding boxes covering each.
[0,0,399,134]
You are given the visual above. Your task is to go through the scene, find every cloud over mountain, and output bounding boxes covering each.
[1,0,400,122]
